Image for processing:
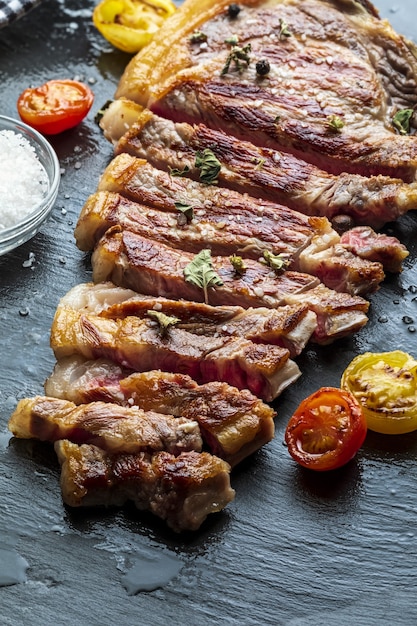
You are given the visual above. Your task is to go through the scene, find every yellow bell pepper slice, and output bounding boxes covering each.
[93,0,177,54]
[341,350,417,434]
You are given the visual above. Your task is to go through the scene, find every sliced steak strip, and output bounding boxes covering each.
[57,282,317,358]
[110,108,417,228]
[114,0,417,180]
[95,153,406,275]
[339,227,409,274]
[76,187,385,295]
[8,396,203,456]
[55,441,235,532]
[45,357,276,467]
[90,227,369,343]
[50,301,301,402]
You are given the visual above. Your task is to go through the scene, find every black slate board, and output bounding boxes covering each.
[1,2,417,624]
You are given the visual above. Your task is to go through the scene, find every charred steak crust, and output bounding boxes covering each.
[110,110,417,230]
[114,0,417,180]
[55,441,236,533]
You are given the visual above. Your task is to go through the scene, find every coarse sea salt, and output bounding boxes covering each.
[0,129,49,230]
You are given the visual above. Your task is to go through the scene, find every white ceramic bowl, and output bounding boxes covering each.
[0,115,61,256]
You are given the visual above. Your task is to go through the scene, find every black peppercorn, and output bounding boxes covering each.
[227,4,241,18]
[331,214,355,234]
[256,59,270,76]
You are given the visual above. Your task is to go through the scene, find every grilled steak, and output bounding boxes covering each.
[56,282,317,357]
[90,227,369,343]
[55,440,235,532]
[114,0,417,181]
[50,297,301,402]
[339,227,409,274]
[8,396,203,456]
[94,152,406,277]
[107,107,417,228]
[76,184,386,295]
[45,357,276,467]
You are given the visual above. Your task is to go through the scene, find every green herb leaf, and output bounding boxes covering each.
[174,201,194,223]
[262,250,290,273]
[190,31,208,44]
[169,164,191,177]
[183,249,224,304]
[253,157,266,170]
[279,19,291,39]
[327,115,345,132]
[221,42,251,75]
[147,310,180,336]
[392,109,414,135]
[195,149,221,185]
[230,254,247,275]
[225,35,239,46]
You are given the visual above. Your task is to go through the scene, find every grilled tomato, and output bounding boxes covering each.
[17,80,94,135]
[341,350,417,434]
[92,0,177,54]
[285,387,367,471]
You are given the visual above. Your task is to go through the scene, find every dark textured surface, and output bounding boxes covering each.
[1,2,417,624]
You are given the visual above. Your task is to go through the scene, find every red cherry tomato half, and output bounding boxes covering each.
[284,387,367,471]
[17,79,94,135]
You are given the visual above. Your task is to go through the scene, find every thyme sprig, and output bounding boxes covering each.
[225,35,239,46]
[230,254,247,275]
[169,164,191,177]
[190,31,207,44]
[392,108,414,135]
[221,41,252,75]
[253,157,266,170]
[278,19,292,39]
[262,250,291,273]
[147,310,180,337]
[183,249,224,304]
[327,115,345,132]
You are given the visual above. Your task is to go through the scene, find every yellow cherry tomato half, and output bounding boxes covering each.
[341,350,417,434]
[93,0,177,54]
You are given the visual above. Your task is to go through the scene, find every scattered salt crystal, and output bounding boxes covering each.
[22,251,36,268]
[0,130,49,230]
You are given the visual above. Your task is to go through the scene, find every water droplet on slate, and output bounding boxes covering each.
[0,548,29,587]
[121,552,183,595]
[402,316,414,325]
[378,315,388,323]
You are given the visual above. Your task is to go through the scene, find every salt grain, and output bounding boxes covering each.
[0,130,49,230]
